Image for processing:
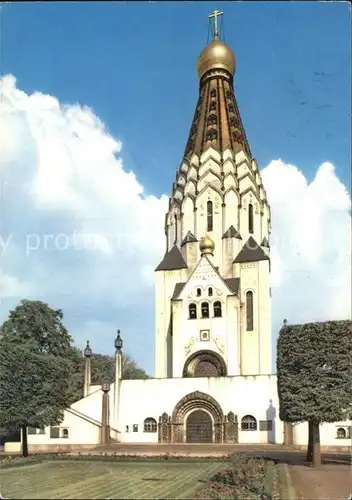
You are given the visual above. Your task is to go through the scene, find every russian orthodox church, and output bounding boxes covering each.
[5,11,350,452]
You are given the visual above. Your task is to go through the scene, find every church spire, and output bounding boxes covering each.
[184,11,251,160]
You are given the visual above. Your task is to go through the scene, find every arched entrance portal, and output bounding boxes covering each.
[186,410,213,443]
[171,390,224,443]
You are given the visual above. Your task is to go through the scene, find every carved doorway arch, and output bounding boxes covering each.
[183,350,227,377]
[171,390,224,443]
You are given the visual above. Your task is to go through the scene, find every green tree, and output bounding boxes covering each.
[0,299,150,434]
[0,300,73,356]
[277,319,352,467]
[0,300,83,405]
[0,341,71,457]
[66,346,85,403]
[89,353,150,385]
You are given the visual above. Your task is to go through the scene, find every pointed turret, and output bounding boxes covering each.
[184,30,251,160]
[164,11,270,271]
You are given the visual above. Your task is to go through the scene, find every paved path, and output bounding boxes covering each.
[94,442,351,464]
[290,463,351,500]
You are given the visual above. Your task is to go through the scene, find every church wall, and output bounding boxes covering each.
[117,375,283,444]
[88,384,101,396]
[71,388,103,423]
[172,296,229,378]
[225,295,239,376]
[224,189,239,235]
[4,410,102,453]
[239,263,260,375]
[172,299,183,377]
[238,192,262,245]
[155,268,185,378]
[171,263,238,378]
[195,188,223,266]
[181,240,198,269]
[222,237,233,278]
[292,420,352,448]
[258,260,272,374]
[261,203,270,242]
[181,196,195,237]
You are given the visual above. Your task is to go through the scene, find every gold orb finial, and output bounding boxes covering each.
[197,40,235,80]
[197,11,235,80]
[199,234,215,256]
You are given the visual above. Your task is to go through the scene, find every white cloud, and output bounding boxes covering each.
[262,159,351,324]
[0,74,350,373]
[0,272,35,299]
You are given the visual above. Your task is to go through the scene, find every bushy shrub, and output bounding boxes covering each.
[193,454,272,500]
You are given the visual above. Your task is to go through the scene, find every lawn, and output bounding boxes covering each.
[0,459,228,499]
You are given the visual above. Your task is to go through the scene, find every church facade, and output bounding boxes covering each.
[5,13,351,453]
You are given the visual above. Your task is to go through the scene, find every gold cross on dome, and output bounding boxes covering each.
[209,9,223,39]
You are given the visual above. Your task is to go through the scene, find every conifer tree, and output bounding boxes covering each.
[277,320,352,466]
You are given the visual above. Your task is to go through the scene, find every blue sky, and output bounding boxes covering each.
[0,2,351,375]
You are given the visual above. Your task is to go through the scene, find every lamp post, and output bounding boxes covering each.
[112,329,123,434]
[84,340,92,358]
[115,329,123,352]
[83,341,92,397]
[101,380,111,445]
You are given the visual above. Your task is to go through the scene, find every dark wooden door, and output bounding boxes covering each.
[186,410,213,443]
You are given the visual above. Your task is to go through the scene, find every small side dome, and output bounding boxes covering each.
[199,234,215,256]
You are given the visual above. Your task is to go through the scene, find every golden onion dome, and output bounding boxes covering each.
[199,234,215,256]
[197,39,235,80]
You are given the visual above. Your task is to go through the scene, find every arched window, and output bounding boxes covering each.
[241,415,257,431]
[246,291,254,331]
[206,130,217,141]
[62,428,69,438]
[189,303,197,320]
[201,302,209,318]
[336,427,346,439]
[248,203,254,234]
[233,130,242,143]
[174,213,178,243]
[208,287,213,297]
[207,201,213,232]
[210,88,216,98]
[213,301,222,318]
[197,288,202,297]
[207,114,217,125]
[143,417,157,433]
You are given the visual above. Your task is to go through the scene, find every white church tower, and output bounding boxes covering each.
[155,10,272,380]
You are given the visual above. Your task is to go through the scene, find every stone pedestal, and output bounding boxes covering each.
[101,392,110,444]
[223,412,238,443]
[158,413,171,443]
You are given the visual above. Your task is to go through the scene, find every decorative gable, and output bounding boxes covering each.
[175,255,237,300]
